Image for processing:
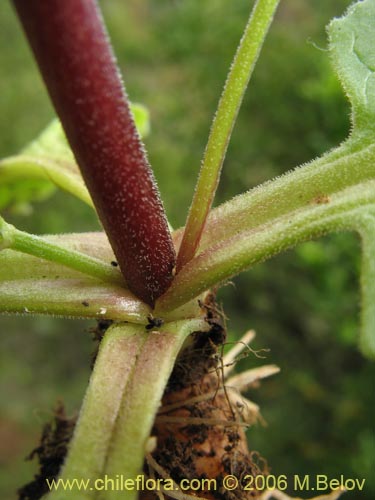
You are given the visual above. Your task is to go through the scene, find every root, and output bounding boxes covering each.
[222,330,256,378]
[146,454,209,500]
[144,296,277,500]
[155,416,250,428]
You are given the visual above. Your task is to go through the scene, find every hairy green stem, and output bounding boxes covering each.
[102,319,208,500]
[177,0,280,271]
[48,324,147,500]
[157,180,375,315]
[47,319,207,500]
[0,217,123,286]
[0,279,150,323]
[357,215,375,357]
[195,140,375,254]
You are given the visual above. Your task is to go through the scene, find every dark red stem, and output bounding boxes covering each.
[12,0,176,306]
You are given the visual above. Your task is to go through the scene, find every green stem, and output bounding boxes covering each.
[0,279,150,323]
[356,215,375,358]
[195,139,375,254]
[47,319,207,500]
[157,180,375,315]
[102,319,208,500]
[177,0,280,271]
[0,217,123,286]
[48,324,148,500]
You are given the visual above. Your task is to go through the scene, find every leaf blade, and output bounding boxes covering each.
[328,0,375,134]
[0,119,92,207]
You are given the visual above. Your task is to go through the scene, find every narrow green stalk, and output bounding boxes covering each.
[177,0,280,271]
[0,216,123,286]
[0,279,150,323]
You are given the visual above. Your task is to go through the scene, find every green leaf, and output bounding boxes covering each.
[0,178,55,214]
[0,228,203,323]
[102,319,208,500]
[161,0,375,358]
[23,117,74,159]
[0,231,115,280]
[49,324,148,500]
[329,0,375,135]
[0,119,93,206]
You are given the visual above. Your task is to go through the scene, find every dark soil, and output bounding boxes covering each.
[18,402,76,500]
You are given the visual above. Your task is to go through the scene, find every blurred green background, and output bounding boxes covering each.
[0,0,374,498]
